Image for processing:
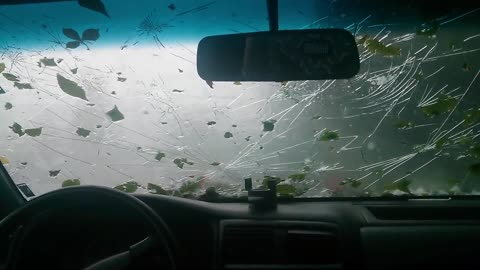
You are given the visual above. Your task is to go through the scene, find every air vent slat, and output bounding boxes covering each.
[222,223,341,265]
[286,230,339,264]
[223,226,276,264]
[367,206,480,220]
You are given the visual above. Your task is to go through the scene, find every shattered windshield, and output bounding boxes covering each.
[1,0,480,200]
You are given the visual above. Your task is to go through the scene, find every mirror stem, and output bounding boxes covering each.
[266,0,278,31]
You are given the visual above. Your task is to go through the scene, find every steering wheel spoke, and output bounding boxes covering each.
[84,250,131,270]
[84,235,158,270]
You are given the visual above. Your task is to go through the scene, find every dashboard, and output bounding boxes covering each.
[138,195,480,270]
[2,194,480,270]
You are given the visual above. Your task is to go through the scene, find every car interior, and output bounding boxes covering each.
[1,0,480,269]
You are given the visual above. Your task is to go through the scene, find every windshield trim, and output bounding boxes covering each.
[194,194,480,203]
[0,163,26,212]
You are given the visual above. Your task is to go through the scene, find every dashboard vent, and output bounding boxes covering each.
[286,230,339,264]
[223,225,276,264]
[221,223,341,265]
[367,206,480,220]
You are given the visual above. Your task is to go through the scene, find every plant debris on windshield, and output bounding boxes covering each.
[1,0,480,200]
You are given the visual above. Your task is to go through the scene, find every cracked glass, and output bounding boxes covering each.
[1,0,480,199]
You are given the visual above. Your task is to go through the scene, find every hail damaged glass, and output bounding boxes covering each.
[1,0,480,200]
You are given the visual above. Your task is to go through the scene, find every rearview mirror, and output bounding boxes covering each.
[197,29,360,82]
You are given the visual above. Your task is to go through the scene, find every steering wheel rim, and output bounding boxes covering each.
[0,186,178,270]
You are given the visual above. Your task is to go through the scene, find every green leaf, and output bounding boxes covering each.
[262,120,276,132]
[356,35,369,44]
[463,108,480,126]
[435,138,450,150]
[78,0,110,18]
[413,144,427,153]
[224,132,233,138]
[288,173,306,182]
[114,181,138,193]
[393,120,415,130]
[5,102,12,110]
[421,94,457,117]
[155,152,166,161]
[9,122,24,137]
[198,186,220,200]
[25,128,42,137]
[173,158,194,169]
[458,137,472,146]
[39,58,57,67]
[49,170,61,177]
[0,63,5,73]
[277,184,296,197]
[147,183,167,195]
[364,38,401,56]
[57,74,88,101]
[106,105,125,122]
[63,28,81,40]
[178,180,203,194]
[210,162,221,166]
[384,179,411,193]
[173,159,184,169]
[319,130,339,141]
[66,41,81,49]
[470,145,480,159]
[0,156,9,165]
[340,178,362,188]
[351,180,362,188]
[0,86,5,94]
[261,176,282,188]
[76,127,91,138]
[14,82,33,89]
[3,73,19,82]
[82,29,100,41]
[62,179,80,187]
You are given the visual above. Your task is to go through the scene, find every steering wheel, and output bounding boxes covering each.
[0,186,178,270]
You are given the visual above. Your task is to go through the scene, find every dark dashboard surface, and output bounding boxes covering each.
[136,195,480,270]
[2,193,480,270]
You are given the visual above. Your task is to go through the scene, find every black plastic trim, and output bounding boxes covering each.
[0,163,24,219]
[225,264,342,270]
